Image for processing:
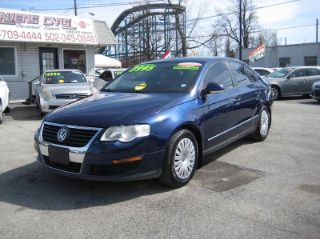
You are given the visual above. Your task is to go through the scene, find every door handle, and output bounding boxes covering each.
[254,91,260,95]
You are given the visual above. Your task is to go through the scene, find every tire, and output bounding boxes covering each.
[251,107,271,141]
[39,105,46,117]
[0,100,3,124]
[271,86,280,100]
[159,129,199,188]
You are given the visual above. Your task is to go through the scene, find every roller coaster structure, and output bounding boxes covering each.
[102,3,186,67]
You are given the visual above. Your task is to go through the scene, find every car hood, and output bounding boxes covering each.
[45,92,192,127]
[265,77,286,83]
[41,83,92,95]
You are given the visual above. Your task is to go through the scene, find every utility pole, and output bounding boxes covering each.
[239,0,242,60]
[74,0,78,16]
[316,18,319,43]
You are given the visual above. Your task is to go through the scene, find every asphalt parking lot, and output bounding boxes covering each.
[0,98,319,239]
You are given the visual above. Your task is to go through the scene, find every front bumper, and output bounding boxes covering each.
[34,127,165,181]
[40,98,79,113]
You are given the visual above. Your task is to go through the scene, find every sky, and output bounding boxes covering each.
[1,0,319,50]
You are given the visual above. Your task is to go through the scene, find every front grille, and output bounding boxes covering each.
[43,155,81,173]
[55,94,89,99]
[42,123,98,147]
[314,91,320,97]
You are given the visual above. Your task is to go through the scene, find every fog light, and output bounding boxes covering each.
[112,156,143,164]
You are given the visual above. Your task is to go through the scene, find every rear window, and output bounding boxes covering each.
[43,71,87,84]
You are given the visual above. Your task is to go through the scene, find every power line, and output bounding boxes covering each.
[188,0,299,22]
[32,0,165,11]
[188,23,315,39]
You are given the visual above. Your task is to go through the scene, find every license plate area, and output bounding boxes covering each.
[48,145,69,165]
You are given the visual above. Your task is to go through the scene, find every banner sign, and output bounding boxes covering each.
[249,44,265,63]
[0,9,97,45]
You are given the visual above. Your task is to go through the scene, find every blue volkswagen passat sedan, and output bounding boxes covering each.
[34,57,272,188]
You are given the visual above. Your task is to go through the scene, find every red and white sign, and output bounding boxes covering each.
[0,9,97,45]
[162,50,171,59]
[249,44,266,63]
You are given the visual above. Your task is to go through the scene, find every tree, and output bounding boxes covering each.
[249,31,279,48]
[217,0,258,49]
[169,0,220,56]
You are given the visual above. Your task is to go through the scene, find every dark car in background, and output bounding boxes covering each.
[312,81,320,101]
[34,57,272,188]
[266,66,320,100]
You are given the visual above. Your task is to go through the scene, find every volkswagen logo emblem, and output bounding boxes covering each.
[57,127,69,142]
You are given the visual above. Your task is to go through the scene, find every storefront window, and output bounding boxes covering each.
[63,50,86,73]
[0,47,16,75]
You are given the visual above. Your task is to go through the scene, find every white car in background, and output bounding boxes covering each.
[35,69,95,116]
[94,68,127,90]
[252,67,274,78]
[0,78,10,124]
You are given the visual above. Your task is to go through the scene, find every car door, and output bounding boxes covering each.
[304,68,320,94]
[227,62,260,134]
[202,61,240,151]
[282,69,309,95]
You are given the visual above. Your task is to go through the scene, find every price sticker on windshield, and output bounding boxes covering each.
[134,83,147,91]
[129,64,156,72]
[46,72,61,76]
[173,62,202,71]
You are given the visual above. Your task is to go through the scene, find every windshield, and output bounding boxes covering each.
[102,62,202,93]
[43,71,87,84]
[268,68,293,78]
[113,70,125,78]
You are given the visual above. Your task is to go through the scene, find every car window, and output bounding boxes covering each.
[99,71,113,81]
[268,68,292,78]
[203,62,234,89]
[244,66,257,82]
[306,68,320,76]
[255,69,269,77]
[43,71,87,84]
[228,62,251,85]
[291,69,309,78]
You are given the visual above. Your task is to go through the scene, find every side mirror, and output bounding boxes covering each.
[201,82,224,96]
[287,73,295,80]
[33,79,40,85]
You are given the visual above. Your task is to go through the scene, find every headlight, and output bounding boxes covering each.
[41,88,53,99]
[100,125,150,142]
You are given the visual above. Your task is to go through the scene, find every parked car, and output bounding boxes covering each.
[34,57,272,188]
[94,68,127,90]
[35,69,95,116]
[311,81,320,101]
[0,78,10,124]
[252,67,274,77]
[266,66,320,100]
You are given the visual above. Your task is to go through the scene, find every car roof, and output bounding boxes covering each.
[43,69,82,73]
[289,66,320,69]
[144,56,242,65]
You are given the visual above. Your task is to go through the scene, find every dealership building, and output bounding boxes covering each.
[0,8,116,100]
[240,43,320,68]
